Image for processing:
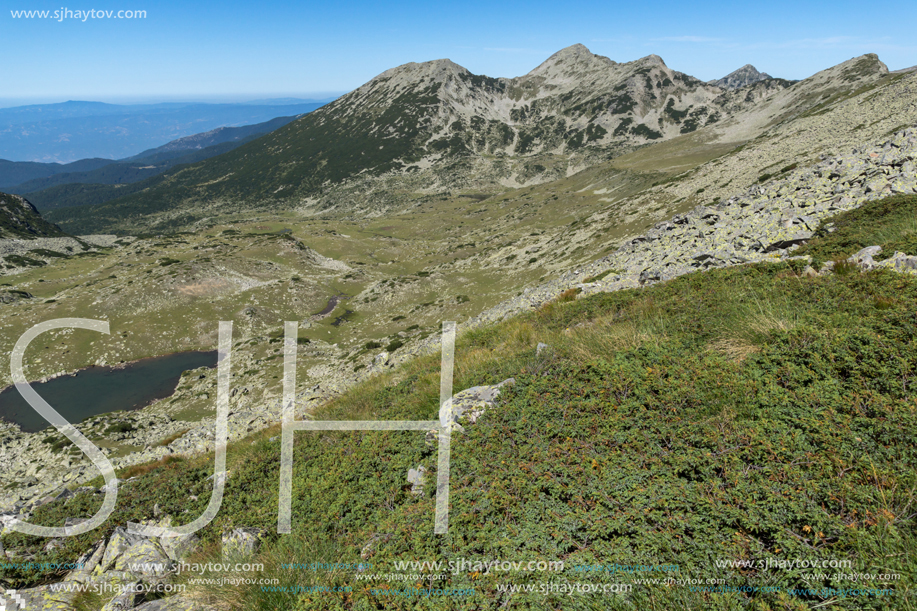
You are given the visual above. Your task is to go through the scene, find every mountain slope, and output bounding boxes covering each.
[1,115,305,195]
[123,114,304,162]
[0,192,67,239]
[0,158,115,190]
[5,195,917,610]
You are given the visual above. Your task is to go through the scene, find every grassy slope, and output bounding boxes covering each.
[3,196,916,611]
[795,194,917,263]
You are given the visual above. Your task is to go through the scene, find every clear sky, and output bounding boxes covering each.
[3,0,915,105]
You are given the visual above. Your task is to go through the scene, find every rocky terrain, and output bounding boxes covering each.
[1,57,914,514]
[2,119,914,524]
[383,124,917,366]
[1,125,915,611]
[0,47,915,610]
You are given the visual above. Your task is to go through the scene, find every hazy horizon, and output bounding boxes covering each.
[5,0,915,100]
[0,93,345,110]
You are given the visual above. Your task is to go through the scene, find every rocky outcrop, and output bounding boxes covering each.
[0,192,67,240]
[445,378,516,428]
[0,233,129,275]
[1,513,207,611]
[848,245,917,272]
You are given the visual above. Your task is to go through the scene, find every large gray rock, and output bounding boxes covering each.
[447,378,516,426]
[221,527,264,560]
[114,538,173,577]
[65,539,106,583]
[100,527,147,573]
[100,582,142,611]
[848,245,882,268]
[131,596,205,611]
[159,532,200,562]
[407,466,427,496]
[877,251,917,273]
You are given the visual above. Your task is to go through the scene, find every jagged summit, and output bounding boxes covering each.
[712,64,773,89]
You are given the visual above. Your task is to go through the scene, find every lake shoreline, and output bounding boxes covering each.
[0,349,218,434]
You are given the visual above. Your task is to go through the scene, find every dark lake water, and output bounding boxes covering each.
[0,351,217,433]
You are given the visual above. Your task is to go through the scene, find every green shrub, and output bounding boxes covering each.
[796,194,917,260]
[104,422,136,435]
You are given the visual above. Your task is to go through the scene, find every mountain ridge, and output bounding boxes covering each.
[45,44,820,233]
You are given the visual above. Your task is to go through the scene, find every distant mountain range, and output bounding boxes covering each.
[0,115,302,197]
[0,99,329,163]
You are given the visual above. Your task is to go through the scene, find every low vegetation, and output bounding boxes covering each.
[3,195,916,610]
[795,194,917,265]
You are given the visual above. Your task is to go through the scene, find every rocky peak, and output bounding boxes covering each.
[712,64,773,89]
[840,53,889,78]
[635,54,667,68]
[786,53,888,95]
[376,58,469,83]
[524,43,617,81]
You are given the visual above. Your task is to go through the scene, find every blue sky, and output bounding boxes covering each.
[3,0,915,105]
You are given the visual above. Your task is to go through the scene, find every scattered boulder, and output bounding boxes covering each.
[848,245,882,269]
[65,539,106,583]
[221,526,264,560]
[0,290,33,304]
[407,466,427,496]
[131,597,202,611]
[447,378,515,426]
[159,532,200,562]
[100,526,147,572]
[114,538,173,577]
[877,251,917,273]
[100,582,142,611]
